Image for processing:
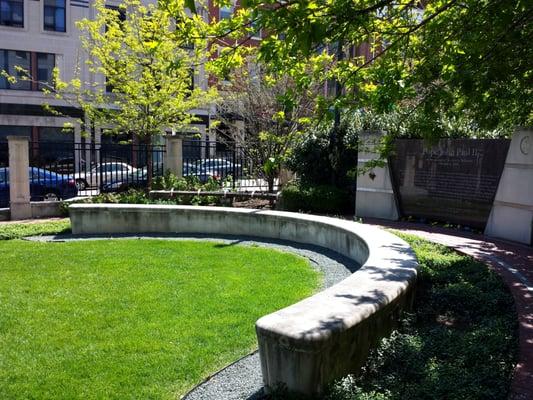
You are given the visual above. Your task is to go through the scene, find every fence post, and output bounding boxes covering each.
[164,136,183,178]
[8,136,31,220]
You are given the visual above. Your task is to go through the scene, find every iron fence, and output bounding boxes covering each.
[182,140,278,192]
[1,138,275,208]
[29,141,166,197]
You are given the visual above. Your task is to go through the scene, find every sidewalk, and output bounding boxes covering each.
[365,218,533,400]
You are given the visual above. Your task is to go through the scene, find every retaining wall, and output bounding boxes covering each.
[69,204,418,396]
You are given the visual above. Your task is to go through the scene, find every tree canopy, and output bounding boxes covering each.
[206,0,532,133]
[214,61,318,190]
[51,0,216,138]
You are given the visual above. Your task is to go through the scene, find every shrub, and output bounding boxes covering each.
[325,234,517,400]
[153,170,227,192]
[286,122,359,188]
[61,172,233,215]
[280,182,353,215]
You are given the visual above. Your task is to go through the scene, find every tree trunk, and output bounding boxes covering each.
[268,176,274,193]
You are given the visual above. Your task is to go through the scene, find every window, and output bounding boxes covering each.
[104,6,125,93]
[104,163,126,173]
[105,5,126,32]
[219,5,233,20]
[0,0,23,27]
[44,0,66,32]
[36,52,54,90]
[38,127,74,162]
[0,125,31,141]
[0,50,31,90]
[0,50,54,91]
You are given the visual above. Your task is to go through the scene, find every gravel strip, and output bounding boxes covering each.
[25,233,359,399]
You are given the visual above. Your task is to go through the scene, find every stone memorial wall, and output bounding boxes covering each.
[390,139,510,228]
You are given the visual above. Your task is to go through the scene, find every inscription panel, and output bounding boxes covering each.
[390,139,510,228]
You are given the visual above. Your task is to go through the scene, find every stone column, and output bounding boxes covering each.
[164,136,183,178]
[485,128,533,245]
[356,132,400,220]
[8,136,31,220]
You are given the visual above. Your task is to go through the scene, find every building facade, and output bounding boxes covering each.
[0,0,211,168]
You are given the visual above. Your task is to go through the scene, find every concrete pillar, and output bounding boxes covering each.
[356,132,400,220]
[8,136,31,220]
[234,120,245,143]
[164,136,183,178]
[485,128,533,245]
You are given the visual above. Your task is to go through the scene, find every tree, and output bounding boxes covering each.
[204,0,532,133]
[50,0,216,184]
[213,62,317,192]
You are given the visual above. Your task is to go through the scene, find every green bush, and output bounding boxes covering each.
[286,122,359,188]
[152,171,231,205]
[325,234,517,400]
[61,172,233,215]
[280,182,352,215]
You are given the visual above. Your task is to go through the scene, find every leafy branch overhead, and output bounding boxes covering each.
[207,0,532,131]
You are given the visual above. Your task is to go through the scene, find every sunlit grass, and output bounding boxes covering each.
[0,218,70,240]
[0,239,320,399]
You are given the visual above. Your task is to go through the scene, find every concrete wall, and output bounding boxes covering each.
[356,133,399,220]
[485,129,533,244]
[31,201,62,218]
[69,204,418,396]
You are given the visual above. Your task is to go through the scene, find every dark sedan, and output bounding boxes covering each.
[0,167,78,207]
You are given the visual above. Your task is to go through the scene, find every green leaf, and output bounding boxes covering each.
[185,0,196,14]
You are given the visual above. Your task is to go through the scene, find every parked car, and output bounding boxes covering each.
[195,159,242,180]
[102,162,218,192]
[43,157,86,175]
[101,168,150,193]
[73,162,137,190]
[183,162,197,176]
[0,167,78,207]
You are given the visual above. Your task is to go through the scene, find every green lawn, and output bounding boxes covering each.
[0,238,320,399]
[0,219,70,240]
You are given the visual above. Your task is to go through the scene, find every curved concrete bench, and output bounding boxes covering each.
[69,204,418,396]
